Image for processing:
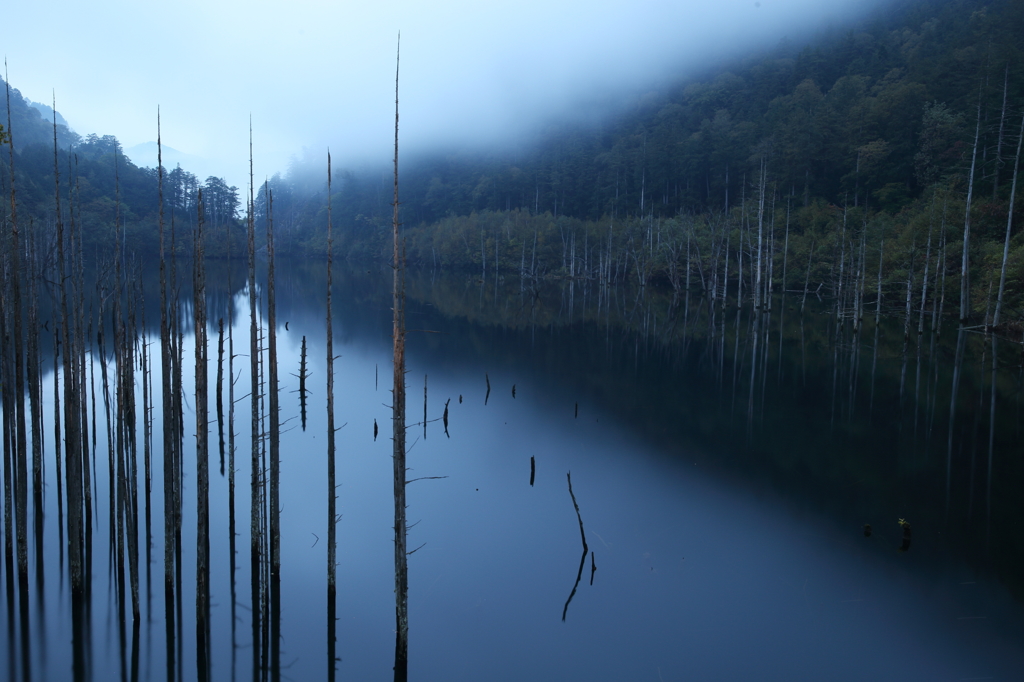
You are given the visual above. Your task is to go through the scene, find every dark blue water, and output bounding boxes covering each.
[2,261,1023,680]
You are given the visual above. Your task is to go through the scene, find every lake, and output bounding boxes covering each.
[2,258,1024,681]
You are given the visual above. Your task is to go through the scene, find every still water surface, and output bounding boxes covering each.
[3,260,1024,680]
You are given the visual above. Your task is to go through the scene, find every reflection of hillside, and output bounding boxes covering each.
[395,268,1024,603]
[76,256,1024,602]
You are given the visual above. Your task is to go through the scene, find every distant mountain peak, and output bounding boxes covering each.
[125,141,219,181]
[27,100,71,130]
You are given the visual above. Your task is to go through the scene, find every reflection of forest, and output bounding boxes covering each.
[47,255,1024,603]
[387,266,1024,603]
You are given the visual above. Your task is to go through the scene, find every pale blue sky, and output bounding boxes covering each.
[3,0,877,189]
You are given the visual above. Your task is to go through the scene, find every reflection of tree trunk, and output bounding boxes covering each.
[912,336,922,440]
[747,310,760,435]
[987,333,998,536]
[967,337,987,521]
[946,326,967,512]
[773,306,786,395]
[561,472,589,621]
[217,320,225,476]
[759,310,771,420]
[830,322,840,430]
[731,308,743,414]
[924,329,939,441]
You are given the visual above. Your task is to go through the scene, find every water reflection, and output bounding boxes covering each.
[2,258,1024,680]
[561,472,589,622]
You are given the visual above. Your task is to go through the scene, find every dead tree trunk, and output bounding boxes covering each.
[265,181,281,681]
[326,151,338,682]
[194,190,211,680]
[246,126,264,676]
[391,37,410,682]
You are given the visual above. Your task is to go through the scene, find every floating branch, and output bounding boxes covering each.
[298,335,309,431]
[443,399,450,438]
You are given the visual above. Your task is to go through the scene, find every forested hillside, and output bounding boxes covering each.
[4,0,1024,322]
[256,0,1024,322]
[0,78,245,257]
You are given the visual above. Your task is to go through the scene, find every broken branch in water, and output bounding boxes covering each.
[443,398,450,438]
